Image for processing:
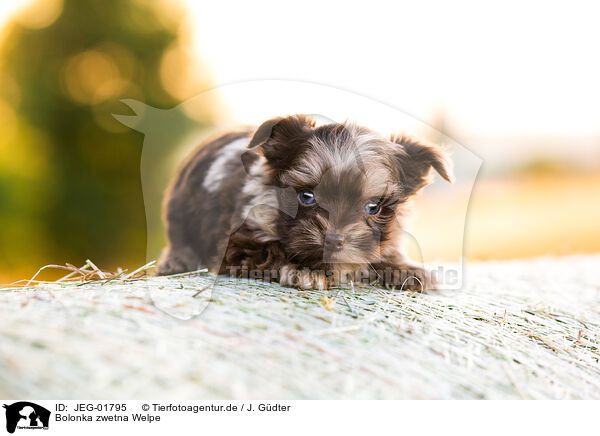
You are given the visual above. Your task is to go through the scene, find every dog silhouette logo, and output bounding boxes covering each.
[2,402,50,433]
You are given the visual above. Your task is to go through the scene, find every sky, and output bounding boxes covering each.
[185,1,600,135]
[0,1,23,27]
[185,0,600,166]
[3,0,600,165]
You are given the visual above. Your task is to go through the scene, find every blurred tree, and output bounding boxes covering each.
[0,0,213,280]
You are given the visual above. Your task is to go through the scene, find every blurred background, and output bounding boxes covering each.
[0,0,599,283]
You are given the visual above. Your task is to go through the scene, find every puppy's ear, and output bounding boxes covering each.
[247,115,315,170]
[390,134,453,195]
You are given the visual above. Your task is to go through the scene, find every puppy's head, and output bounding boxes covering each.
[247,115,453,268]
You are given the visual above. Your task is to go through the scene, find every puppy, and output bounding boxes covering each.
[157,115,452,290]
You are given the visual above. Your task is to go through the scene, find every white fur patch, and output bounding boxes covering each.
[202,136,249,193]
[238,157,281,241]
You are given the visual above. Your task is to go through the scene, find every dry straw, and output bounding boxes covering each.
[0,255,598,399]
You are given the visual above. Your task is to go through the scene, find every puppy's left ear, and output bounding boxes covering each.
[390,134,454,194]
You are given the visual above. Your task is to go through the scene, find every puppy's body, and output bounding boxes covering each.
[158,115,452,290]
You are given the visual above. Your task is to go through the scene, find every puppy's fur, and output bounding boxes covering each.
[157,115,452,290]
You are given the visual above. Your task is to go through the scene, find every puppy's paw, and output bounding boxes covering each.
[279,265,329,290]
[372,262,434,291]
[157,246,201,275]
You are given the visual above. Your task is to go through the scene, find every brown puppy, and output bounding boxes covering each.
[157,115,452,290]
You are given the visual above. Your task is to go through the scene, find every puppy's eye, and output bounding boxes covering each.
[298,190,316,205]
[364,202,381,215]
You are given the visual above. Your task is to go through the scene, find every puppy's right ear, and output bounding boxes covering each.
[247,118,284,149]
[247,115,315,170]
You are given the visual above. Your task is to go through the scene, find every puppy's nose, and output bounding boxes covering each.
[324,233,345,251]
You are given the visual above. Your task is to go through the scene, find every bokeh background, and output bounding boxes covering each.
[1,0,599,283]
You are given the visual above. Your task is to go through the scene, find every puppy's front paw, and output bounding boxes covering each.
[279,265,329,290]
[372,262,433,291]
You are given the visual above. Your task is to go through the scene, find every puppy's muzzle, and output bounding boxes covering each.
[324,233,345,251]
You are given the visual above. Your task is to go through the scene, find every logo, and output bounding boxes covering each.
[2,402,50,434]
